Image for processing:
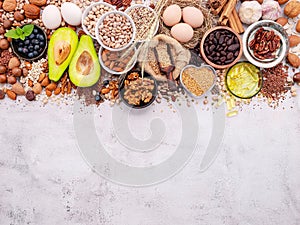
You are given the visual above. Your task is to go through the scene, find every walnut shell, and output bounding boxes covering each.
[29,0,46,6]
[284,1,300,18]
[2,0,17,12]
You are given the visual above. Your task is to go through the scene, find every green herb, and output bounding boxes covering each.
[4,24,34,41]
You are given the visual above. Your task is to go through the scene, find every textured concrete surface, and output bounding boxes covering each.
[0,94,300,225]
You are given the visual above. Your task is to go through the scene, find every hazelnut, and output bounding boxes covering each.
[0,38,9,50]
[0,65,6,74]
[14,11,24,22]
[3,20,12,29]
[7,75,16,84]
[11,67,22,77]
[0,26,5,35]
[0,74,7,83]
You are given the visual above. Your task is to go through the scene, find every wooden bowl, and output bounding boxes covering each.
[200,26,243,69]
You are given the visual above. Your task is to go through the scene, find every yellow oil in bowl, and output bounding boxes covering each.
[226,62,262,99]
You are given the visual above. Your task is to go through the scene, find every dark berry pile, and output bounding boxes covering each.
[13,27,46,59]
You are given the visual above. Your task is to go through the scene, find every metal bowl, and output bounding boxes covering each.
[242,20,289,68]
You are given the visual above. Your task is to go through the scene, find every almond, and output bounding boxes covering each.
[287,53,300,68]
[41,76,50,87]
[289,35,300,47]
[23,4,40,19]
[101,88,110,94]
[46,82,57,91]
[276,17,288,26]
[45,89,52,97]
[7,76,16,84]
[54,87,61,95]
[38,72,46,83]
[11,82,25,95]
[28,79,33,87]
[29,0,46,6]
[296,20,300,33]
[6,89,16,100]
[278,0,289,4]
[32,82,42,94]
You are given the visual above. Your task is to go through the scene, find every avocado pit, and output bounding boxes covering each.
[76,51,93,75]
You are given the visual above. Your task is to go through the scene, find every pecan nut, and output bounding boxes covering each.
[23,4,40,19]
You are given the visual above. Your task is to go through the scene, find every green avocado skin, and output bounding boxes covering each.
[68,35,101,87]
[48,28,78,82]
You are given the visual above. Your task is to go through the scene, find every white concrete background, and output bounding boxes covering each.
[0,93,300,225]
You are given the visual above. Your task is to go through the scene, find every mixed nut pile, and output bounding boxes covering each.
[0,0,299,117]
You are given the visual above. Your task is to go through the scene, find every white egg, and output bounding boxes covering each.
[61,2,82,26]
[42,5,62,30]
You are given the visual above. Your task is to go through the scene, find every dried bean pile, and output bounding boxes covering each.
[261,63,288,100]
[203,29,240,65]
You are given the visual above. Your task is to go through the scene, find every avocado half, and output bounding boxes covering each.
[68,35,100,87]
[48,27,78,82]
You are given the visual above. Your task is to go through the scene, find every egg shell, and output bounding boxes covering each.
[171,23,194,43]
[163,4,182,27]
[182,6,204,28]
[42,5,62,30]
[61,2,82,26]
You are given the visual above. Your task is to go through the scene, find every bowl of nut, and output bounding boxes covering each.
[243,20,289,68]
[200,26,243,69]
[125,4,159,42]
[98,46,137,75]
[82,2,115,39]
[180,64,216,98]
[95,11,136,51]
[119,70,158,109]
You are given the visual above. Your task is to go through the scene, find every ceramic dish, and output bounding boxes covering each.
[95,11,136,51]
[81,2,115,39]
[124,4,159,42]
[119,70,158,109]
[200,26,243,69]
[225,61,263,99]
[11,24,47,61]
[180,64,217,99]
[243,20,289,68]
[98,46,137,75]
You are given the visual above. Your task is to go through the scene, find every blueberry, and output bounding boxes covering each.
[34,45,40,50]
[24,40,30,45]
[28,45,33,51]
[103,80,109,86]
[38,48,43,53]
[29,34,35,39]
[18,42,23,47]
[38,35,45,41]
[17,47,23,52]
[22,48,28,54]
[28,52,34,58]
[33,51,38,56]
[95,95,101,102]
[33,28,38,34]
[39,41,45,47]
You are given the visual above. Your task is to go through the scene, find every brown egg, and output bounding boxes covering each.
[171,23,194,43]
[162,4,182,27]
[182,6,204,28]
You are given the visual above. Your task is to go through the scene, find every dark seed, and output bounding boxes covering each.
[228,44,240,51]
[227,52,234,59]
[95,95,101,101]
[220,56,226,62]
[25,90,35,101]
[103,80,109,86]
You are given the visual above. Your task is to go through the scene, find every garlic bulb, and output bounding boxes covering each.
[239,1,262,25]
[262,0,281,20]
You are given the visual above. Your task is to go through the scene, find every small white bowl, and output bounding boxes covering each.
[98,46,137,75]
[180,64,217,99]
[124,4,159,42]
[95,11,136,51]
[81,2,115,39]
[243,20,289,68]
